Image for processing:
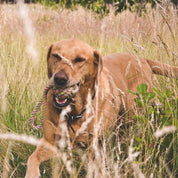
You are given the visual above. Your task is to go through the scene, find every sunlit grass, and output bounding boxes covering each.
[0,3,177,177]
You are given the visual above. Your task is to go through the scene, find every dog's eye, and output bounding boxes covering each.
[53,54,62,61]
[74,57,85,63]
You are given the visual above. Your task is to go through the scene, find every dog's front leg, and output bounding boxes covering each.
[25,138,56,178]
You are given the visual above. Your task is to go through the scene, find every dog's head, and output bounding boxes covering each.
[47,39,103,109]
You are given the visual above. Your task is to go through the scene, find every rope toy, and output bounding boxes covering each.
[29,84,79,131]
[53,84,79,100]
[28,86,51,131]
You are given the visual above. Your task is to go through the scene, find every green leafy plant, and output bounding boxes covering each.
[128,83,177,177]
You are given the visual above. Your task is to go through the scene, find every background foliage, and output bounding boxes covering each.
[1,0,178,15]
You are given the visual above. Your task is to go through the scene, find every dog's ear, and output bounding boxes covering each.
[47,44,54,79]
[93,50,103,73]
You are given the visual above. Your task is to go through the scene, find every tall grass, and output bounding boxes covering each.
[0,3,177,177]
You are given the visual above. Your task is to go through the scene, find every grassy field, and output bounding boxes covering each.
[0,2,177,178]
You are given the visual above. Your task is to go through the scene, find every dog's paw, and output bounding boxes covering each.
[25,168,41,178]
[25,173,41,178]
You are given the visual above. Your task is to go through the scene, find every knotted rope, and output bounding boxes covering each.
[28,84,78,131]
[29,86,52,131]
[28,83,94,132]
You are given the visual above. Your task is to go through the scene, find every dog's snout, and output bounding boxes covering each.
[54,72,68,86]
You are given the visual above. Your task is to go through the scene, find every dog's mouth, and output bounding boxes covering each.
[53,83,80,108]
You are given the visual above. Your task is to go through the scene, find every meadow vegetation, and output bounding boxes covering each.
[0,2,177,177]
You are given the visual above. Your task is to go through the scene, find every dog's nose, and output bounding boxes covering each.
[54,72,68,87]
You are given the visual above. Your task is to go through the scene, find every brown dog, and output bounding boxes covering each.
[25,39,178,177]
